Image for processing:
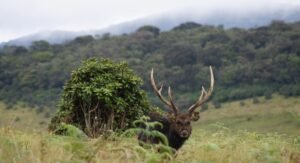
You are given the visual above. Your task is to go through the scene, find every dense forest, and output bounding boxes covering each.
[0,20,299,110]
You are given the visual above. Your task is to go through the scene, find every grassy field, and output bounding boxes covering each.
[0,102,53,132]
[197,95,300,136]
[0,95,299,162]
[0,123,299,162]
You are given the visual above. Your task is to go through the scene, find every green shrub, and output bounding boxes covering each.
[123,116,175,155]
[252,97,260,104]
[240,101,245,107]
[36,106,44,114]
[49,58,151,137]
[279,85,300,97]
[264,91,273,100]
[39,121,46,125]
[5,104,13,110]
[212,101,222,109]
[14,117,21,122]
[44,112,51,118]
[53,123,88,139]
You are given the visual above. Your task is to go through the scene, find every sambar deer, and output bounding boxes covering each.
[138,66,214,150]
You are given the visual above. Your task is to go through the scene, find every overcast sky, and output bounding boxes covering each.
[0,0,299,42]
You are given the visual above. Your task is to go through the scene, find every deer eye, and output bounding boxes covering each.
[186,121,191,125]
[176,121,182,125]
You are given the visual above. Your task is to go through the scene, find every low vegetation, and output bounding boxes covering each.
[0,95,299,162]
[0,123,299,162]
[0,102,52,132]
[198,95,300,136]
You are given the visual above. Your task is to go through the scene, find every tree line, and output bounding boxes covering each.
[0,20,299,110]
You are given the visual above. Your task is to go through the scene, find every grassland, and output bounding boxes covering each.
[198,94,300,136]
[0,95,299,162]
[0,102,52,132]
[0,123,299,162]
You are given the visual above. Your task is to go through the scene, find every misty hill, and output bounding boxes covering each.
[0,31,79,47]
[0,20,299,110]
[1,5,300,47]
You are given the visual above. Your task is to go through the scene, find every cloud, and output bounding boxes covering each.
[0,0,299,42]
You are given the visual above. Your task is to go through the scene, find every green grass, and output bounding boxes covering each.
[197,94,300,136]
[0,95,300,162]
[0,102,52,132]
[0,124,299,163]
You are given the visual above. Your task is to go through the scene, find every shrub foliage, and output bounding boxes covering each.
[49,58,151,137]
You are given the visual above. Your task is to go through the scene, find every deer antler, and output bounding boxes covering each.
[188,66,214,115]
[150,69,179,114]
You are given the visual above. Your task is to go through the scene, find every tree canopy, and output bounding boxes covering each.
[0,21,299,111]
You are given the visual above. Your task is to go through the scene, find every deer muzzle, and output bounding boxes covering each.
[180,130,190,138]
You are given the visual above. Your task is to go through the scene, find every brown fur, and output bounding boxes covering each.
[140,67,214,150]
[138,112,199,150]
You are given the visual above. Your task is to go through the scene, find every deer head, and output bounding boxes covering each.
[150,66,214,138]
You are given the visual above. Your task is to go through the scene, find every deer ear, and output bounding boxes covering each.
[191,111,200,121]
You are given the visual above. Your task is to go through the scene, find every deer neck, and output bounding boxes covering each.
[168,130,189,150]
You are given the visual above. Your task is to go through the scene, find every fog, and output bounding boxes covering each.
[0,0,299,42]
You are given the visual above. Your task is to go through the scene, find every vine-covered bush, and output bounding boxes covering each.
[49,58,151,137]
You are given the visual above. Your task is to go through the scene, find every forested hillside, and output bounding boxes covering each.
[0,21,300,110]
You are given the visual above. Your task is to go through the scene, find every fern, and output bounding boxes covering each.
[122,116,175,155]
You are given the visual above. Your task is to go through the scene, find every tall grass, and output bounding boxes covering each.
[0,95,299,162]
[0,124,299,162]
[0,102,52,132]
[177,124,300,163]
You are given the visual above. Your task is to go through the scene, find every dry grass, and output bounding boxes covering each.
[0,95,299,162]
[0,124,299,163]
[201,94,300,121]
[0,102,52,132]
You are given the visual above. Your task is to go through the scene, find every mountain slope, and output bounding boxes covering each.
[2,5,300,46]
[0,21,300,108]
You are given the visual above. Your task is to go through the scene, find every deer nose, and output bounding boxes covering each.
[181,130,189,138]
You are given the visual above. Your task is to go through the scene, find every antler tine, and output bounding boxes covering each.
[168,86,179,114]
[188,66,214,114]
[199,86,205,101]
[150,69,178,113]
